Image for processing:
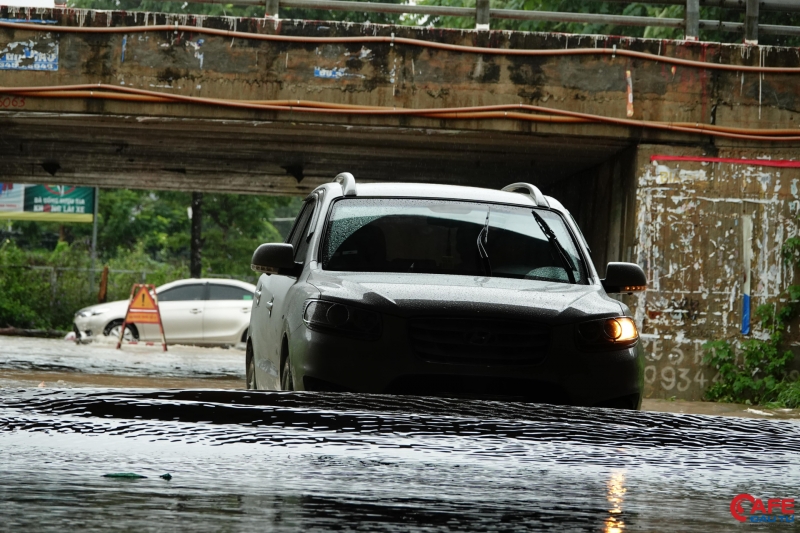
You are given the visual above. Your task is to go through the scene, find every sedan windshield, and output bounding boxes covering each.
[321,198,588,284]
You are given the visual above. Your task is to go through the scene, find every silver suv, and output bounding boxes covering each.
[247,174,646,409]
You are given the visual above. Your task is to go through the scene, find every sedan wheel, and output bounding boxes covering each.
[104,321,139,342]
[281,356,294,391]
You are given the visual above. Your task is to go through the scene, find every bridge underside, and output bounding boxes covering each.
[0,112,628,195]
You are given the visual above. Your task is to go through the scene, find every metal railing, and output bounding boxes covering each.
[154,0,800,42]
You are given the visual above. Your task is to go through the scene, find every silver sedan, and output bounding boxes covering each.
[73,278,255,346]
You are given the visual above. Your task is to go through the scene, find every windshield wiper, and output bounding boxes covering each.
[477,207,492,276]
[531,210,577,284]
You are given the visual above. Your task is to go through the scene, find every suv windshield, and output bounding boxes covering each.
[321,198,588,284]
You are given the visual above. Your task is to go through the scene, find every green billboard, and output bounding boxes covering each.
[0,183,95,223]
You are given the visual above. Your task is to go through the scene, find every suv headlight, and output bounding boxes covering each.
[576,317,638,351]
[303,300,381,340]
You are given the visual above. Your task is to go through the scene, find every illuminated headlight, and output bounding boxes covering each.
[76,309,106,318]
[576,317,638,351]
[303,300,381,340]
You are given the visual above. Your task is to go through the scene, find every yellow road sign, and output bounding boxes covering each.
[130,286,157,311]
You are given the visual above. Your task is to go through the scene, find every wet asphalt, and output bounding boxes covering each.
[1,336,799,531]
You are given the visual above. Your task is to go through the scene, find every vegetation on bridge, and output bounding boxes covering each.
[68,0,800,46]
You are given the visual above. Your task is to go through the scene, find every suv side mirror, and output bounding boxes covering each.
[602,262,647,294]
[251,243,297,275]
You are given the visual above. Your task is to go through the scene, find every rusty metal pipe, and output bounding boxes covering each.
[3,83,800,142]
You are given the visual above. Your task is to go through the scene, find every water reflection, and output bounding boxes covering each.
[605,471,626,533]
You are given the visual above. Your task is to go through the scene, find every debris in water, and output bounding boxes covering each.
[160,473,172,480]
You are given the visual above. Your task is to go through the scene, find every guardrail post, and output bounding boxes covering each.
[265,0,279,19]
[475,0,490,31]
[745,0,759,44]
[684,0,699,40]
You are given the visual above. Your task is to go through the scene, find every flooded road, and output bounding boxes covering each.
[0,336,244,389]
[1,336,799,530]
[2,389,799,531]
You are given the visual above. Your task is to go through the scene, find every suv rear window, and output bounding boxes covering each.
[321,198,588,284]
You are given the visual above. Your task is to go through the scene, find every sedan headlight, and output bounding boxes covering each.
[303,300,381,340]
[576,317,638,351]
[75,309,107,318]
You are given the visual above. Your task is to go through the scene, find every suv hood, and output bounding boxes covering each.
[307,270,623,324]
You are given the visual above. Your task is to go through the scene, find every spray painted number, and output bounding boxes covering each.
[694,370,707,389]
[646,365,712,392]
[659,366,693,391]
[0,97,25,108]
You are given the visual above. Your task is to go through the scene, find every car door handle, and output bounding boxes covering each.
[190,308,202,314]
[265,297,274,317]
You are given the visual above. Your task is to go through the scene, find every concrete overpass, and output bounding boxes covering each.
[2,6,800,400]
[2,7,798,195]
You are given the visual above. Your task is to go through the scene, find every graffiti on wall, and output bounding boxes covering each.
[634,151,800,400]
[0,39,57,71]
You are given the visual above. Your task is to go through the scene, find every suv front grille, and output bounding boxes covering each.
[408,317,550,365]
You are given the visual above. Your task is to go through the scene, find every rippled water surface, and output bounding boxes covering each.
[2,387,799,531]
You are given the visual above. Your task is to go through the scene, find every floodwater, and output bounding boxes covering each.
[1,337,799,531]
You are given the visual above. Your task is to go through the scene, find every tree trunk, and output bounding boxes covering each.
[190,192,203,278]
[97,264,109,303]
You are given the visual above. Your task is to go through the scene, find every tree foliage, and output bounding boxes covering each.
[1,189,301,329]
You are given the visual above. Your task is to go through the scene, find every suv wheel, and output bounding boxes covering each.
[281,356,294,391]
[246,342,258,390]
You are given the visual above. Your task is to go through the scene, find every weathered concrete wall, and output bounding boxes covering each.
[626,146,800,400]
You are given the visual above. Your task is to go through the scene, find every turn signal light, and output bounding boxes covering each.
[621,285,646,293]
[576,317,639,351]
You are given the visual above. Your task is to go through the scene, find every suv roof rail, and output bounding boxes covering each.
[501,183,550,207]
[333,172,357,197]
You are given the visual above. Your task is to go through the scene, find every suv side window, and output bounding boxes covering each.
[291,198,316,262]
[285,201,311,246]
